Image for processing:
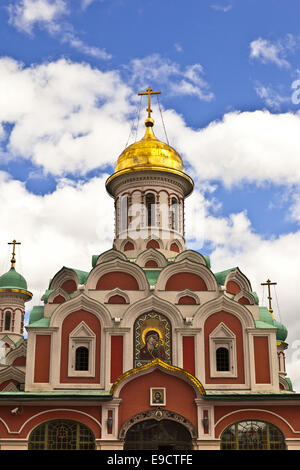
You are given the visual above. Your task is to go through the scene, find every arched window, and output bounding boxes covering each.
[28,419,95,450]
[171,197,179,231]
[4,311,11,331]
[146,193,156,227]
[75,347,89,371]
[221,420,286,450]
[216,347,230,371]
[120,195,129,232]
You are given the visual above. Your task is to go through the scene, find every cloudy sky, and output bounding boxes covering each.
[1,0,300,389]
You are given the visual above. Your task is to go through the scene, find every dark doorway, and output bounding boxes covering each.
[124,419,193,450]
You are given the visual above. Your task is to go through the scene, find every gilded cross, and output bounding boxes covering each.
[8,239,21,269]
[138,86,161,119]
[261,279,277,313]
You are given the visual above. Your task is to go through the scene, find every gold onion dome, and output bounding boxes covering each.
[106,117,194,196]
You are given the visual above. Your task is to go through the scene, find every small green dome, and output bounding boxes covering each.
[0,267,28,290]
[273,319,288,342]
[258,307,288,342]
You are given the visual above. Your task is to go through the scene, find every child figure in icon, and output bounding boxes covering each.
[139,330,166,361]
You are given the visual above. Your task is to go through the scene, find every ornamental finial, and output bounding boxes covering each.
[8,239,21,269]
[137,86,161,125]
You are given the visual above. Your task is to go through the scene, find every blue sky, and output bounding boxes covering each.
[1,0,300,386]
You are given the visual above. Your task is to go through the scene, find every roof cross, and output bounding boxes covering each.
[261,279,277,314]
[8,239,21,269]
[138,86,161,119]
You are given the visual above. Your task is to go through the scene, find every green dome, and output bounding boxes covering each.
[258,307,288,342]
[273,319,288,342]
[0,267,28,290]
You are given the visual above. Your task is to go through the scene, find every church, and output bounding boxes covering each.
[0,88,299,451]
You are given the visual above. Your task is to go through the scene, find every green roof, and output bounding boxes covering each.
[29,306,45,325]
[214,267,237,286]
[48,267,89,289]
[144,269,161,286]
[0,390,112,401]
[0,267,27,290]
[258,307,288,342]
[27,317,50,328]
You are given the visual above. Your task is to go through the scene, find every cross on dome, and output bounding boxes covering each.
[8,239,21,269]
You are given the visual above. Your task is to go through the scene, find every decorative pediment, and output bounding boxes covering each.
[6,341,27,365]
[210,322,235,340]
[86,258,149,292]
[136,248,168,268]
[156,259,218,291]
[225,268,252,293]
[2,382,18,392]
[48,287,70,304]
[193,294,256,329]
[122,294,183,328]
[110,358,205,398]
[95,249,127,266]
[175,250,207,266]
[0,365,25,384]
[49,267,78,291]
[70,321,96,340]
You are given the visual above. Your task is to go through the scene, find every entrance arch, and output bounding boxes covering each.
[122,410,195,450]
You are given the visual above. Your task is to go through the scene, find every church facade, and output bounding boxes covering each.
[0,92,300,450]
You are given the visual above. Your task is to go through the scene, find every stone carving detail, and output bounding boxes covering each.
[119,408,197,439]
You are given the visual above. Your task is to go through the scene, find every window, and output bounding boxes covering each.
[209,323,237,378]
[4,311,11,331]
[68,322,96,377]
[171,197,179,231]
[28,420,95,450]
[221,420,286,450]
[75,347,89,371]
[216,347,230,371]
[146,193,156,227]
[120,195,128,232]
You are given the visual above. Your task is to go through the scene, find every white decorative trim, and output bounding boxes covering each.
[96,249,127,265]
[49,267,78,291]
[156,259,218,291]
[5,341,26,365]
[0,365,25,384]
[209,323,237,378]
[104,288,130,304]
[225,268,252,293]
[68,322,96,377]
[136,248,168,268]
[214,408,297,434]
[235,290,255,305]
[47,288,70,304]
[176,289,200,305]
[86,258,149,292]
[175,250,207,266]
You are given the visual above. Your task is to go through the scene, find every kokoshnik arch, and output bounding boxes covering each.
[0,88,298,451]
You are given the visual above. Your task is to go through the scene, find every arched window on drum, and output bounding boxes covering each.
[120,195,129,232]
[171,197,179,232]
[146,193,156,227]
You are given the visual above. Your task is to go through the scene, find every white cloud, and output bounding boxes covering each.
[161,108,300,187]
[255,83,290,110]
[0,172,114,308]
[8,0,68,34]
[8,0,111,60]
[0,57,132,175]
[128,54,214,102]
[250,35,300,69]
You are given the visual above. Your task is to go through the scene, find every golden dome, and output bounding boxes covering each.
[106,118,194,195]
